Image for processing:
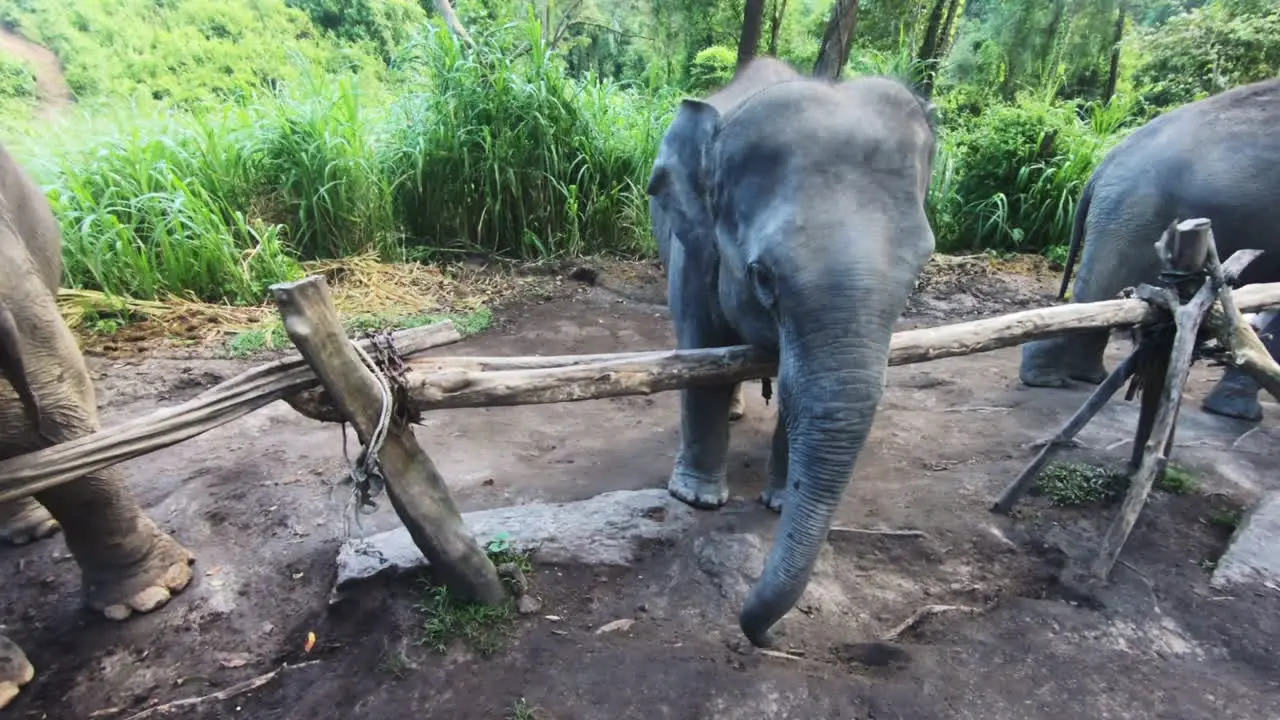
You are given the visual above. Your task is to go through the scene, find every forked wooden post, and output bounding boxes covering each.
[271,275,507,605]
[991,217,1280,581]
[1088,219,1216,580]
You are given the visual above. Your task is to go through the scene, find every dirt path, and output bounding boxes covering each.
[4,258,1280,719]
[0,26,72,118]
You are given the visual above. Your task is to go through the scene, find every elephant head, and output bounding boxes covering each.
[648,64,938,645]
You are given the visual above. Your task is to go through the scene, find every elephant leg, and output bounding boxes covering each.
[1019,329,1111,387]
[666,248,737,510]
[0,634,34,710]
[1202,310,1280,422]
[1021,209,1163,388]
[728,382,746,421]
[0,496,59,545]
[759,412,789,513]
[3,288,195,621]
[33,464,195,620]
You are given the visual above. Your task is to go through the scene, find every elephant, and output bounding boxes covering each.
[647,57,939,647]
[0,141,195,710]
[1019,77,1280,423]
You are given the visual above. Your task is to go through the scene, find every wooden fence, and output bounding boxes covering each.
[2,218,1278,604]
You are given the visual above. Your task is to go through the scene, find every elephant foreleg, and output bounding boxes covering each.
[760,412,789,513]
[0,496,59,545]
[1202,310,1280,422]
[33,463,194,620]
[666,246,738,510]
[728,382,746,421]
[0,634,33,711]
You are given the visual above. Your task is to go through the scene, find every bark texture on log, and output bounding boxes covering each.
[272,276,505,605]
[0,322,462,503]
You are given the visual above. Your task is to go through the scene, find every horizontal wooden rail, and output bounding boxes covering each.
[2,281,1279,501]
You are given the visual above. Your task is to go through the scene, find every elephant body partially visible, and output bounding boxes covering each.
[0,141,195,710]
[648,58,938,647]
[1019,78,1280,422]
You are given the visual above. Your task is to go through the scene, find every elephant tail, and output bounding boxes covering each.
[1057,177,1094,300]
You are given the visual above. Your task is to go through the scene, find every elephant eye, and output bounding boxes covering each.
[748,261,778,309]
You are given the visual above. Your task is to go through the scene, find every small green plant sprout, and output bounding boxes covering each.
[414,580,517,657]
[1156,463,1199,495]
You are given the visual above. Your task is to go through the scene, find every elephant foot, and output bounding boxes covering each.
[1202,382,1264,423]
[728,385,746,422]
[0,497,61,546]
[1019,364,1107,389]
[758,486,787,513]
[83,529,195,622]
[0,634,34,710]
[668,467,729,510]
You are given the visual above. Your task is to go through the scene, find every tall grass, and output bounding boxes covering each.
[12,20,668,303]
[4,7,1150,308]
[383,21,673,260]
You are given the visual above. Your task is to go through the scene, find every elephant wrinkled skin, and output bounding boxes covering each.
[0,141,195,710]
[648,58,938,647]
[1019,78,1280,422]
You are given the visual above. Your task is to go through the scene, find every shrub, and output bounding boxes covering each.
[688,45,735,93]
[0,55,35,99]
[931,96,1124,254]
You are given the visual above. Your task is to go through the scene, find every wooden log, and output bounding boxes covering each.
[990,348,1143,515]
[1201,236,1280,403]
[1089,221,1219,581]
[2,280,1280,499]
[271,276,506,605]
[0,322,462,504]
[400,345,776,410]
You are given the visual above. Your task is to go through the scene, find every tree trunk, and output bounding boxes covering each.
[938,0,963,57]
[432,0,473,45]
[1103,2,1126,104]
[738,0,767,69]
[812,0,860,79]
[916,0,946,66]
[767,0,790,56]
[916,0,948,98]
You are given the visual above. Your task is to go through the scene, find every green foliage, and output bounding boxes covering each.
[929,95,1129,253]
[382,21,672,260]
[689,44,736,92]
[1131,1,1280,112]
[285,0,425,61]
[0,0,381,106]
[2,0,1273,307]
[1034,460,1201,507]
[0,54,35,99]
[1034,461,1127,506]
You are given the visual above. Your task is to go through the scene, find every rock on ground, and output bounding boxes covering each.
[1211,490,1280,590]
[332,489,696,596]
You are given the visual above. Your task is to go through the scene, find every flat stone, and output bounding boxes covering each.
[332,489,696,598]
[1210,490,1280,590]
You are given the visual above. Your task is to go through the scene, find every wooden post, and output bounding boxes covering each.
[1089,219,1217,580]
[271,276,506,605]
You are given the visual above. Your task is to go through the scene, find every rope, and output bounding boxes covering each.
[340,338,395,518]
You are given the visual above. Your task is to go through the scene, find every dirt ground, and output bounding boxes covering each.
[4,255,1280,720]
[0,26,74,120]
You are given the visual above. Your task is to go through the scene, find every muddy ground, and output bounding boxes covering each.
[3,255,1280,720]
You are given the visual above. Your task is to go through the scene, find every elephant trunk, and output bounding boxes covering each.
[739,313,893,647]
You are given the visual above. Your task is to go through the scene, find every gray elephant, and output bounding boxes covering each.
[1019,77,1280,422]
[0,141,195,710]
[648,57,938,647]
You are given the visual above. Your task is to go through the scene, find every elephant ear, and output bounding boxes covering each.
[647,99,722,269]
